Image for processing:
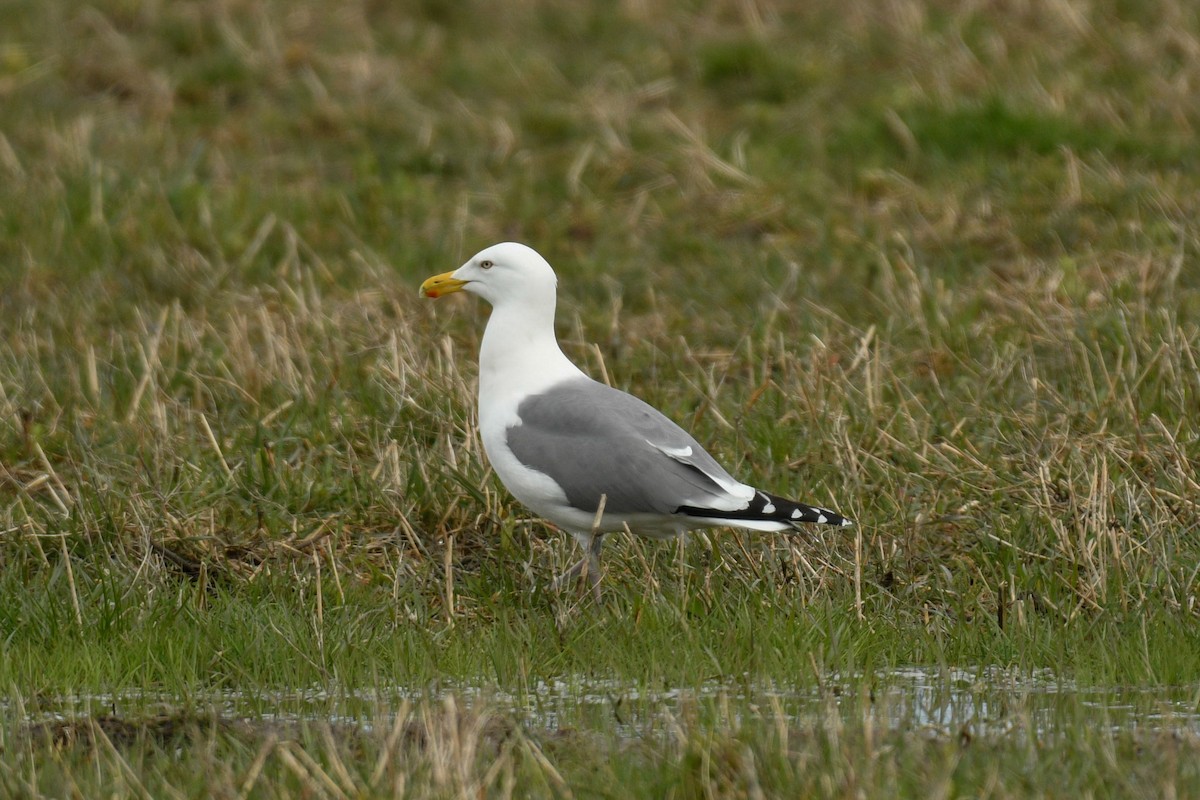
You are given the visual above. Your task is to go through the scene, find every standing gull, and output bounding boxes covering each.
[421,243,852,597]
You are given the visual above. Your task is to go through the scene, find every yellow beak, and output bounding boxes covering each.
[420,271,468,298]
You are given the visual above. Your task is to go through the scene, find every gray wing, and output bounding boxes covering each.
[506,378,742,515]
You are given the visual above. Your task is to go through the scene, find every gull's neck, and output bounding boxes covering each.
[478,300,583,403]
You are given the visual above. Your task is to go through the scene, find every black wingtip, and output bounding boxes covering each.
[676,491,853,528]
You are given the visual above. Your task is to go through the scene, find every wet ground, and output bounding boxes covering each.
[13,666,1200,748]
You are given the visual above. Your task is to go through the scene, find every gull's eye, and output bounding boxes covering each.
[480,259,494,270]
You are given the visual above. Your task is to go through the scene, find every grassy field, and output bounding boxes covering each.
[1,0,1199,796]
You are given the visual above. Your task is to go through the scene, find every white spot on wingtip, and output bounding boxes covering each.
[762,503,775,514]
[842,518,854,527]
[791,508,802,519]
[816,513,828,524]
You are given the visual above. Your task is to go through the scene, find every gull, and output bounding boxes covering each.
[421,243,852,598]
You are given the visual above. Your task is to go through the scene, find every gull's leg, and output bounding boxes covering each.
[552,533,605,600]
[553,555,587,586]
[554,496,609,599]
[585,533,604,603]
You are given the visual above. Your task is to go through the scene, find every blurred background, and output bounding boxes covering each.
[4,0,1196,308]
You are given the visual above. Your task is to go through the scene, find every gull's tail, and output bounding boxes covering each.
[676,490,853,530]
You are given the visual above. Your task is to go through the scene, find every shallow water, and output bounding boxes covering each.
[14,666,1200,740]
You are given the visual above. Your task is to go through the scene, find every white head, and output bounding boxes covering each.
[421,242,558,309]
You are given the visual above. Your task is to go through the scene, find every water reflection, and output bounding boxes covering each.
[12,666,1200,739]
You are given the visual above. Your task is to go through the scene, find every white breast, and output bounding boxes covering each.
[475,305,589,531]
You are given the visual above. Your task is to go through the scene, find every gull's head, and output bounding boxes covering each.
[421,242,558,308]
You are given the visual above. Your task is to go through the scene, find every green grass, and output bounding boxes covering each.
[1,0,1198,795]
